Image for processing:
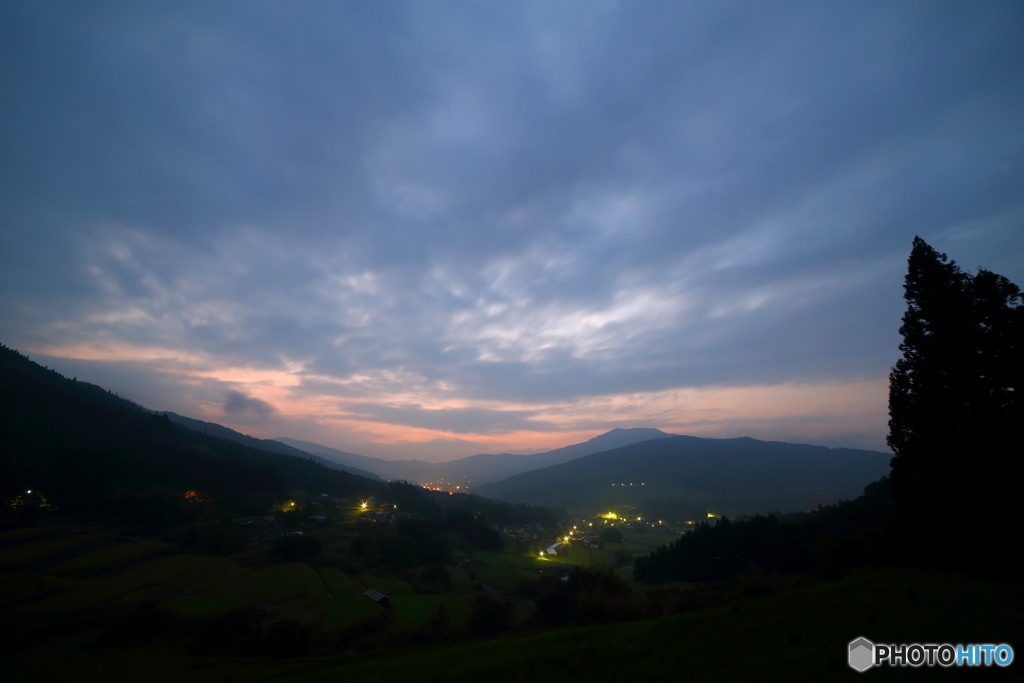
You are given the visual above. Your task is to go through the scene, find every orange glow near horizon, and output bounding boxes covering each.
[29,341,890,459]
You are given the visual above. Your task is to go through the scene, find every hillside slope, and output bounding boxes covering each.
[160,412,381,480]
[0,344,387,508]
[473,435,891,516]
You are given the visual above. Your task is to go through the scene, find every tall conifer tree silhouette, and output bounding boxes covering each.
[888,237,1021,570]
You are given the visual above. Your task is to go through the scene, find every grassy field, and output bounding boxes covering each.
[116,554,213,588]
[167,595,247,617]
[157,557,246,596]
[267,567,1024,683]
[224,563,321,603]
[44,540,166,573]
[318,568,361,597]
[463,549,545,590]
[3,531,1020,683]
[322,594,382,631]
[390,594,471,632]
[359,575,412,595]
[0,532,103,567]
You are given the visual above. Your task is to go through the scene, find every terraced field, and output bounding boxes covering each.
[0,531,101,568]
[224,563,326,604]
[1,524,479,645]
[45,539,167,573]
[390,594,470,632]
[322,594,381,631]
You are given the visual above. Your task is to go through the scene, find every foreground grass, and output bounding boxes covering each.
[271,567,1022,683]
[4,566,1019,681]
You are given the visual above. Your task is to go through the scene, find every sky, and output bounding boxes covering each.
[2,1,1022,462]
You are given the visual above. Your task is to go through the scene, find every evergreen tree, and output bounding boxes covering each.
[887,237,1021,571]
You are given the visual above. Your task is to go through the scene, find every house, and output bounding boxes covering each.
[363,589,390,608]
[546,542,565,556]
[262,515,285,529]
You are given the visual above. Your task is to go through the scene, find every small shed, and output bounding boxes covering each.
[363,589,390,608]
[546,542,565,556]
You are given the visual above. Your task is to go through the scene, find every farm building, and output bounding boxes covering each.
[546,542,566,556]
[363,589,390,608]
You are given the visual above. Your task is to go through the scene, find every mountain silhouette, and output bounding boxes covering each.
[473,435,891,516]
[275,427,673,484]
[159,412,381,480]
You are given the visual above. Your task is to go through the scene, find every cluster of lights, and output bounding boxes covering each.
[420,478,472,493]
[611,483,645,486]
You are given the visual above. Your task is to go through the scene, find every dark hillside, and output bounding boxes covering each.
[0,344,386,514]
[159,411,382,480]
[474,435,891,515]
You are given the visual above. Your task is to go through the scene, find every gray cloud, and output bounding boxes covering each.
[224,390,275,418]
[2,1,1022,457]
[339,402,555,435]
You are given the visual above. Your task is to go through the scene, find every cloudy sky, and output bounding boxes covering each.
[2,1,1022,461]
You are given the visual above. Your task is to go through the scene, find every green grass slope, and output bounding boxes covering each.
[271,567,1022,683]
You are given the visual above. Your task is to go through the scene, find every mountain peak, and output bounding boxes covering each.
[587,427,672,444]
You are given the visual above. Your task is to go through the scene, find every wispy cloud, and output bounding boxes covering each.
[3,1,1022,460]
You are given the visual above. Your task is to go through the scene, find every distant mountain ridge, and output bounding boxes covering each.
[158,412,381,480]
[275,428,675,485]
[472,435,892,517]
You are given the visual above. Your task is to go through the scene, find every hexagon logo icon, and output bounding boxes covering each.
[849,637,874,672]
